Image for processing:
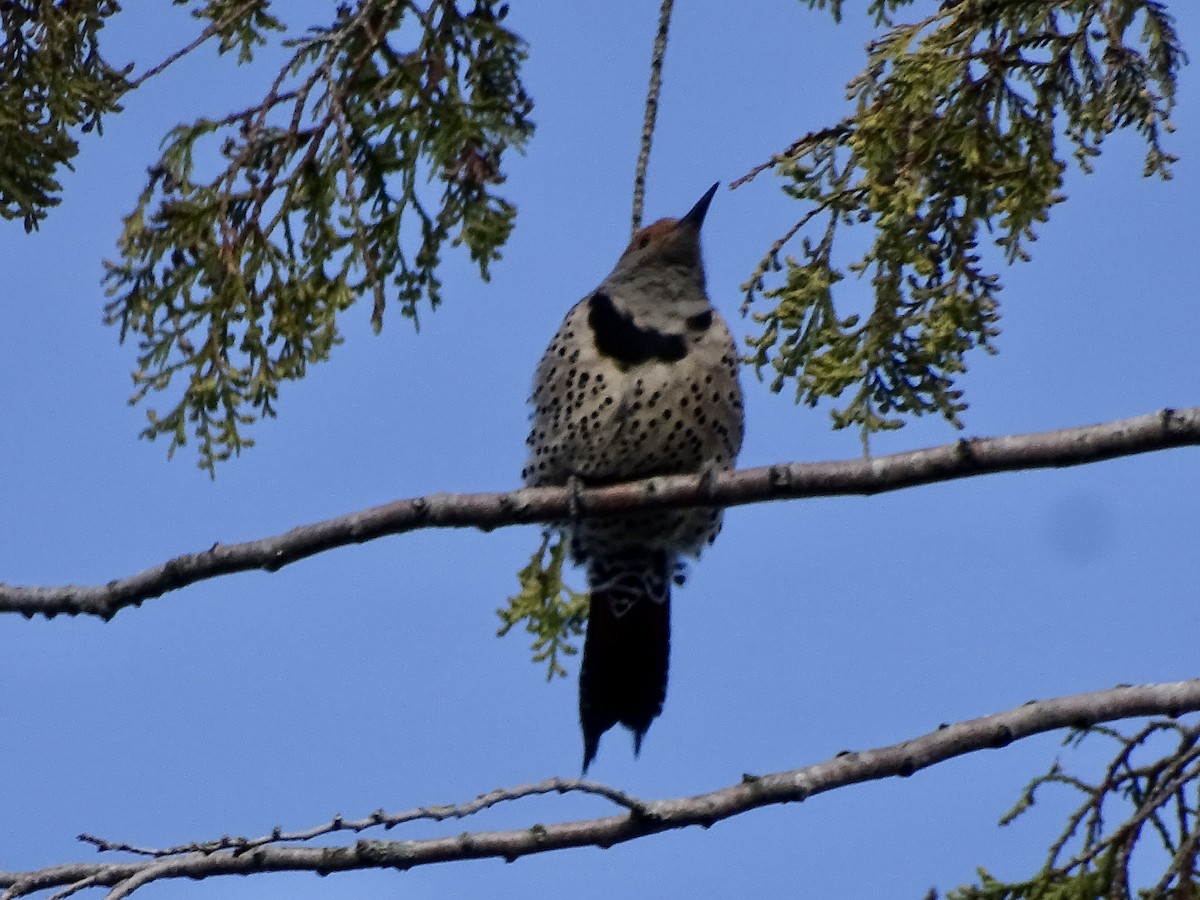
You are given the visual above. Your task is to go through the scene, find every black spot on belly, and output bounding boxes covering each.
[588,292,687,366]
[686,310,713,331]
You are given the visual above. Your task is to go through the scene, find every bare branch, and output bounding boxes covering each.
[631,0,674,235]
[729,117,855,189]
[128,0,266,89]
[3,680,1199,898]
[76,778,648,860]
[1,406,1196,620]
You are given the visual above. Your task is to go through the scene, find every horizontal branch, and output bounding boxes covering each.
[4,679,1200,898]
[2,406,1197,620]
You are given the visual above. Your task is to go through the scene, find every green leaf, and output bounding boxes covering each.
[497,534,588,682]
[99,1,535,474]
[745,1,1184,446]
[0,0,130,231]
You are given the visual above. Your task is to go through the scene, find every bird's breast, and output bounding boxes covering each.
[523,296,743,488]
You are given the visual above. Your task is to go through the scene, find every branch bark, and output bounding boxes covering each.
[2,406,1197,620]
[4,679,1199,899]
[630,0,674,234]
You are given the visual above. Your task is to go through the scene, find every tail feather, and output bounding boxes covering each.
[579,549,672,772]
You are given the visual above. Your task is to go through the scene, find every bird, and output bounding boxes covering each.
[522,183,745,771]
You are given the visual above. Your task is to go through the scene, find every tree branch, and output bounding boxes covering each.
[2,406,1196,620]
[631,0,674,235]
[127,0,267,89]
[4,679,1200,898]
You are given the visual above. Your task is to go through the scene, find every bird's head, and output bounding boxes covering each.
[615,183,719,272]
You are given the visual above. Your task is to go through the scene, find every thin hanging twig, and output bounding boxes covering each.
[631,0,675,236]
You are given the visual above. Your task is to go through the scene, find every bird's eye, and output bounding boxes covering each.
[636,234,651,249]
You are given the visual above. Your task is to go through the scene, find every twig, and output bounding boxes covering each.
[78,778,649,859]
[730,118,855,190]
[129,0,266,89]
[631,0,674,235]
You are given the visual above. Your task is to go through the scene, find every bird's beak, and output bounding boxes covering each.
[678,182,719,231]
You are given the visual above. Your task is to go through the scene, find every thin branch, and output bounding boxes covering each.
[631,0,674,235]
[129,0,265,89]
[43,875,102,900]
[77,779,648,859]
[729,117,856,190]
[3,680,1200,898]
[1,406,1197,620]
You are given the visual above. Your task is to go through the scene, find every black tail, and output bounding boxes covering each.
[579,549,672,772]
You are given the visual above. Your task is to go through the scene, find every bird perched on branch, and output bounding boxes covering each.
[523,183,744,771]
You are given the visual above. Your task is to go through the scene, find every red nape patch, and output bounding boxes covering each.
[623,218,679,256]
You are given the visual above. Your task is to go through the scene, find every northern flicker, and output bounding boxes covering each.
[522,183,745,771]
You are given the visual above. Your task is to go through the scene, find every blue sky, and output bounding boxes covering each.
[2,2,1198,897]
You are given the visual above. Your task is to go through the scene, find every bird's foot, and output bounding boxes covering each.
[696,461,723,499]
[566,474,586,519]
